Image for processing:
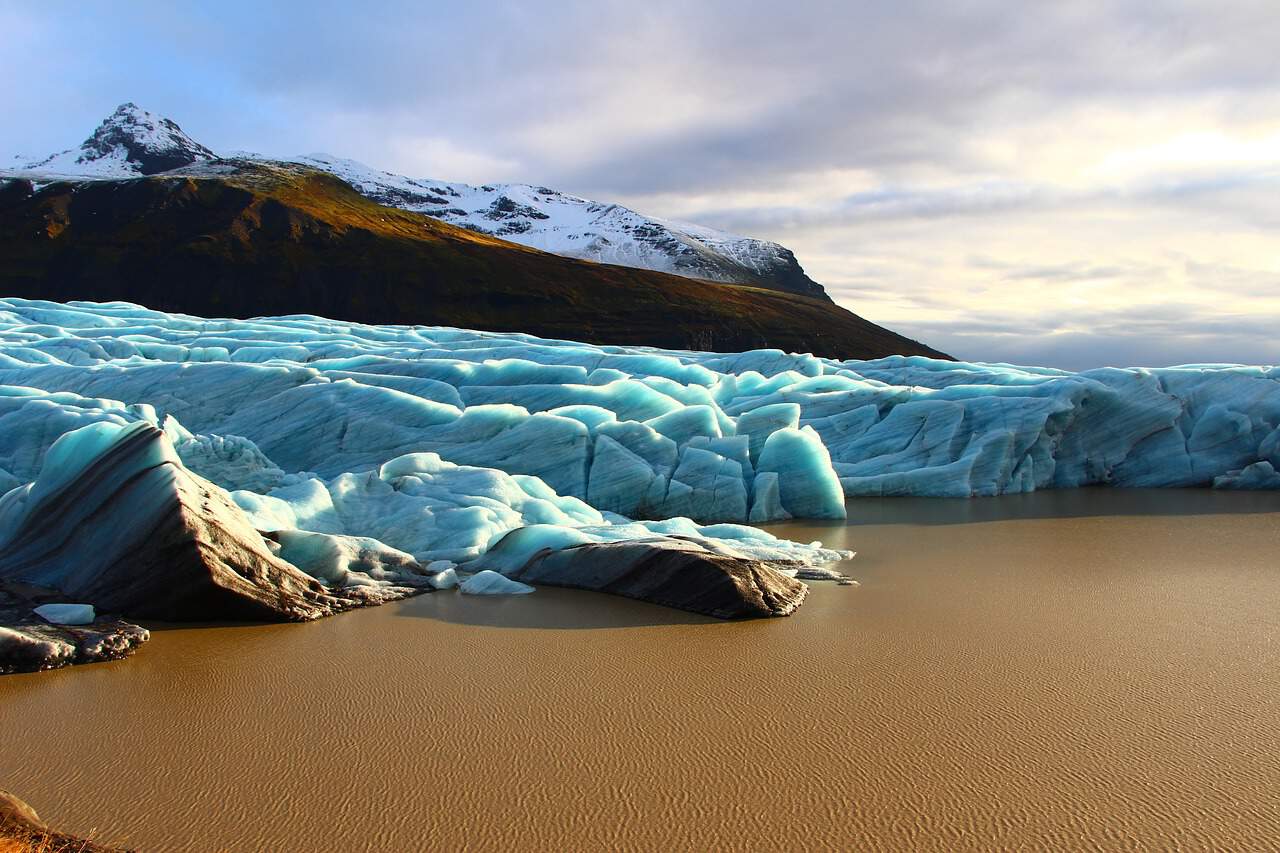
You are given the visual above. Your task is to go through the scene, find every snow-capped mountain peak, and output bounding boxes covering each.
[6,105,827,298]
[25,102,215,178]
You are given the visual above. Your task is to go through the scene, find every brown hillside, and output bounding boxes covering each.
[0,164,947,360]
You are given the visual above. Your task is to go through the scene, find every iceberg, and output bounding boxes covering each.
[459,570,535,596]
[0,375,847,629]
[428,566,459,590]
[33,603,96,626]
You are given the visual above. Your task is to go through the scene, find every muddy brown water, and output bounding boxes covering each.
[2,489,1279,851]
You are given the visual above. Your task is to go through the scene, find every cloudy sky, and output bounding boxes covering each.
[3,0,1278,368]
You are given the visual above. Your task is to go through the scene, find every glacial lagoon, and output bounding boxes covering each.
[3,489,1278,851]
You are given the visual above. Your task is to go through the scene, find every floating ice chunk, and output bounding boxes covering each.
[0,421,396,621]
[504,537,807,618]
[459,570,535,595]
[33,603,96,626]
[428,566,459,589]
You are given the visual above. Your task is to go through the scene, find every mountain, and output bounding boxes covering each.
[22,102,216,178]
[284,154,829,298]
[8,104,826,298]
[0,162,946,360]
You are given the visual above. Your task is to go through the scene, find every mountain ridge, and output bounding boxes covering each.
[23,102,216,178]
[7,104,828,298]
[0,163,947,360]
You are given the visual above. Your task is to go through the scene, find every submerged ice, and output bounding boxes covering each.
[0,297,1278,619]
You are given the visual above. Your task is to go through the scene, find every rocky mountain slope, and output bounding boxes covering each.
[7,103,827,297]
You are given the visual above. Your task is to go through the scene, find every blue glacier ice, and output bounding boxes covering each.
[33,603,96,626]
[428,566,460,590]
[1,299,1278,514]
[0,296,1278,608]
[459,570,535,595]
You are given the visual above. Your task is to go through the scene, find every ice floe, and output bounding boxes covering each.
[459,570,535,596]
[33,603,96,626]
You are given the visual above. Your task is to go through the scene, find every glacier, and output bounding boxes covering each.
[0,298,1277,511]
[0,297,1277,641]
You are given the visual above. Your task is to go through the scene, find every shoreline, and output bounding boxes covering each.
[3,489,1276,851]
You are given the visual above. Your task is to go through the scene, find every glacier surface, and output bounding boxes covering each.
[1,298,1277,511]
[0,297,1277,619]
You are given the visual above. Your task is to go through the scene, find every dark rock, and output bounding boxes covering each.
[0,178,34,210]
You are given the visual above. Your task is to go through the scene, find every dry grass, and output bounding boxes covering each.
[0,823,123,853]
[0,834,87,853]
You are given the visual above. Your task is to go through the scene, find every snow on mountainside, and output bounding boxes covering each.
[284,154,829,298]
[21,103,215,178]
[5,104,828,298]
